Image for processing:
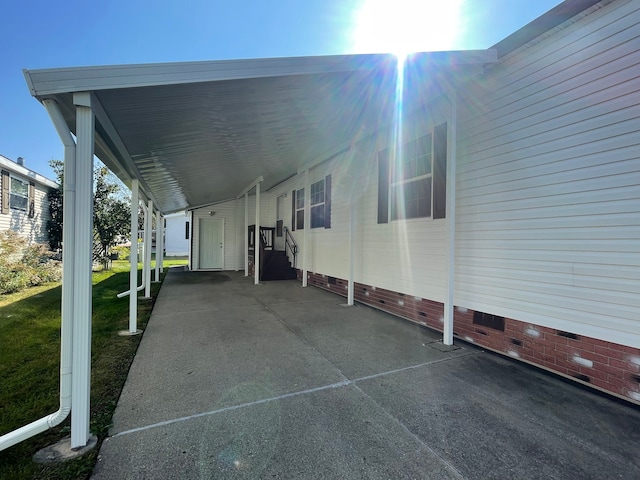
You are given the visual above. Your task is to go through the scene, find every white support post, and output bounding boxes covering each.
[122,179,142,336]
[302,169,309,287]
[158,212,164,274]
[235,199,240,271]
[254,183,260,285]
[144,200,153,298]
[443,89,457,346]
[347,190,355,305]
[70,92,95,449]
[154,209,162,281]
[244,192,249,276]
[187,211,193,270]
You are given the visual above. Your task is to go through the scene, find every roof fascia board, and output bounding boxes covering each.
[0,155,58,188]
[492,0,605,58]
[236,176,264,199]
[24,50,497,97]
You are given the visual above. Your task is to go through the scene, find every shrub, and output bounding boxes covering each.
[0,231,62,294]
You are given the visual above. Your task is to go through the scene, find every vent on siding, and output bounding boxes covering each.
[328,276,337,285]
[472,311,505,332]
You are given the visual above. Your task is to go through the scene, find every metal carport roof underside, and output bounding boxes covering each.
[23,50,496,213]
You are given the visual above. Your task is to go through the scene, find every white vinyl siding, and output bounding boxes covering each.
[191,197,269,271]
[0,179,51,245]
[455,0,640,348]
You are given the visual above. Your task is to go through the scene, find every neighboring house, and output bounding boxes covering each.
[164,212,189,257]
[24,0,640,406]
[0,154,57,246]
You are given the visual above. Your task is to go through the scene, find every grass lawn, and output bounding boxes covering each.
[0,256,187,479]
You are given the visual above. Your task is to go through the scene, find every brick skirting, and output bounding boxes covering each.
[301,270,640,405]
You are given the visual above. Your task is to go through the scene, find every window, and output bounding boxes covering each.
[292,188,305,230]
[310,179,325,228]
[10,177,29,211]
[390,134,432,220]
[291,175,332,230]
[377,123,447,223]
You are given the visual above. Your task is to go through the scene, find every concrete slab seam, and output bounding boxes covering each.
[351,380,466,479]
[111,353,476,439]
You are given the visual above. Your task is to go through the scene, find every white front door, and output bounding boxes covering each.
[198,218,224,269]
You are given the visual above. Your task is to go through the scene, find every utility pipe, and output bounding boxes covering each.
[0,99,75,451]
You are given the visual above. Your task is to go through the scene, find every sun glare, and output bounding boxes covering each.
[351,0,463,56]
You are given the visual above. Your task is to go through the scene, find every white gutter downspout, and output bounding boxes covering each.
[443,89,458,346]
[0,99,75,451]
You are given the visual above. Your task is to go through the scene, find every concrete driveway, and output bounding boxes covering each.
[91,269,640,479]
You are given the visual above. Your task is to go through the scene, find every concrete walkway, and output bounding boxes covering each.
[92,269,640,479]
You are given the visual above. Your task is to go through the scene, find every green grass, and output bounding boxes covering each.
[0,257,187,479]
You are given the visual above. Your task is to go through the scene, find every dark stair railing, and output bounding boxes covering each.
[249,225,297,281]
[283,226,298,269]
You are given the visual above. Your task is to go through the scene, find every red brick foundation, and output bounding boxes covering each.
[302,270,640,405]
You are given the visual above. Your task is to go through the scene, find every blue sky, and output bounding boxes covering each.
[1,0,562,181]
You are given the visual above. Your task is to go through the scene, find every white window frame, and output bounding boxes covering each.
[390,133,433,221]
[310,179,325,229]
[10,175,29,212]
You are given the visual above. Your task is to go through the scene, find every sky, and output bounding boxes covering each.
[1,0,562,181]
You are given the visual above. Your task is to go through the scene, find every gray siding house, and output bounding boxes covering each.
[0,154,57,246]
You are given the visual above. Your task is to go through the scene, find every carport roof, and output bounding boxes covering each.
[23,50,496,214]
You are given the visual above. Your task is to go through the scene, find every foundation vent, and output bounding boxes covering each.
[472,311,505,332]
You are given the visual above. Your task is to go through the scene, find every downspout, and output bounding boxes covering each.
[443,88,458,346]
[0,99,74,451]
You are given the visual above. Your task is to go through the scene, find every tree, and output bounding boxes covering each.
[93,166,131,267]
[47,159,131,268]
[46,160,64,250]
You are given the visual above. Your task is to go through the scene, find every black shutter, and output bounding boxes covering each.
[28,182,35,218]
[1,170,8,214]
[291,190,296,231]
[377,149,389,224]
[324,174,331,229]
[185,221,190,240]
[433,122,447,219]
